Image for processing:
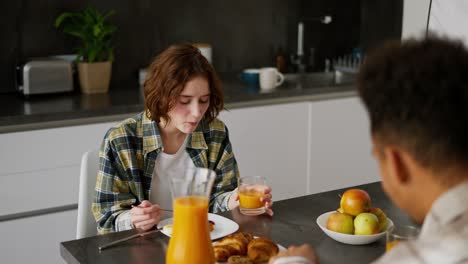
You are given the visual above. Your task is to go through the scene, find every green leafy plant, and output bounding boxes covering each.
[55,6,117,63]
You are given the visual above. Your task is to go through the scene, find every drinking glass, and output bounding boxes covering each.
[386,225,419,252]
[166,167,216,264]
[238,176,267,216]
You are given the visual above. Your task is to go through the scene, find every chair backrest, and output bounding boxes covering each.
[76,149,100,239]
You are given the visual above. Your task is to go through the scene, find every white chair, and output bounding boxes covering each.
[76,149,100,239]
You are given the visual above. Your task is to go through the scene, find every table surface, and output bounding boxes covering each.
[60,181,414,264]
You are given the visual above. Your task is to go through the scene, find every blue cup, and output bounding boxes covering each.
[242,69,260,88]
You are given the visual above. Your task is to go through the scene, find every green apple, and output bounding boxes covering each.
[354,212,380,235]
[326,212,354,234]
[369,207,388,232]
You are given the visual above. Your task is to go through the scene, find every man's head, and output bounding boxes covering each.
[358,36,468,222]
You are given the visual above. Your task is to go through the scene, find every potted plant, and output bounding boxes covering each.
[55,6,117,94]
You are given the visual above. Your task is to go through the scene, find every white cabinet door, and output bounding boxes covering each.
[0,122,116,264]
[0,209,77,264]
[220,102,310,201]
[0,121,116,217]
[308,97,379,194]
[0,122,116,175]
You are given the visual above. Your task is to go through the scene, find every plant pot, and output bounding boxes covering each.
[78,61,112,94]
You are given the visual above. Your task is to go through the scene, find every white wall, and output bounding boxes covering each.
[402,0,431,39]
[428,0,468,47]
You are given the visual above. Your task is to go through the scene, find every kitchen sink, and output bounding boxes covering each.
[281,70,356,89]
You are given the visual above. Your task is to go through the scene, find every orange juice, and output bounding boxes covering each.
[238,189,266,215]
[166,196,214,264]
[239,190,264,209]
[386,240,400,252]
[238,176,267,215]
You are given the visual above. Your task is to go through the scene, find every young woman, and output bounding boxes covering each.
[92,44,273,234]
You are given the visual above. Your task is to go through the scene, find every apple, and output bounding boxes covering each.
[337,208,345,214]
[369,207,388,232]
[326,212,354,234]
[354,212,380,235]
[340,189,371,216]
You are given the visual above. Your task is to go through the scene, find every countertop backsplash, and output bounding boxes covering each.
[0,0,402,94]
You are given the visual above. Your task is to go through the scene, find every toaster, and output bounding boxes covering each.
[16,59,74,95]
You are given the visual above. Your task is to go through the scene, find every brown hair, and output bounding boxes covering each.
[358,36,468,175]
[144,43,224,123]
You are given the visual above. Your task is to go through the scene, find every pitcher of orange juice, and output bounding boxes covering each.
[166,167,216,264]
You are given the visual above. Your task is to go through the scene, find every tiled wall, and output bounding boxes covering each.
[0,0,402,93]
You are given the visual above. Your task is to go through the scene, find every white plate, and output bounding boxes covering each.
[316,211,394,245]
[157,213,239,240]
[215,237,286,264]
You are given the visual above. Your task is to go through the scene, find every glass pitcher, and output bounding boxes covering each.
[166,167,216,264]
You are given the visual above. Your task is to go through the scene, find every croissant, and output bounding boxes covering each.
[214,232,253,262]
[247,238,279,264]
[228,255,254,264]
[214,245,238,262]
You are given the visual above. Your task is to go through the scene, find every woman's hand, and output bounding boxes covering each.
[228,186,274,216]
[268,244,318,264]
[130,200,162,231]
[260,186,274,216]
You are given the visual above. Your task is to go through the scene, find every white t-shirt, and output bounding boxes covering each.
[149,137,196,210]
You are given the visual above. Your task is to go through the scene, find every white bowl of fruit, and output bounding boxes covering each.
[316,189,393,245]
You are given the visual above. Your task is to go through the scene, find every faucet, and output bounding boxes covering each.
[291,16,333,73]
[291,22,306,73]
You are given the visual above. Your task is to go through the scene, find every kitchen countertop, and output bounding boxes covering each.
[0,75,356,134]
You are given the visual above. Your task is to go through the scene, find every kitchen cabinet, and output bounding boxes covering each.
[0,121,117,264]
[0,209,77,264]
[220,102,310,201]
[221,96,379,200]
[308,97,379,194]
[0,122,116,216]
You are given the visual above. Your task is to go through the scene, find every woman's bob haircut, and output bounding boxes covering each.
[144,43,224,124]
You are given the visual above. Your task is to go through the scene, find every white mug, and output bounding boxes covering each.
[259,67,284,90]
[193,43,212,63]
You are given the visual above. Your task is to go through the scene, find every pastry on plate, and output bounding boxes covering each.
[162,224,173,233]
[227,255,253,264]
[247,237,279,264]
[209,220,216,232]
[214,232,254,262]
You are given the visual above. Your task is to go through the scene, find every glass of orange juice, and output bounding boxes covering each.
[386,225,419,252]
[166,168,216,264]
[238,176,267,216]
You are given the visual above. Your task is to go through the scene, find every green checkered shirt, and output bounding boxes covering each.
[92,112,239,234]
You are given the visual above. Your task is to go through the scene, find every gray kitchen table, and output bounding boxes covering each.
[60,181,414,264]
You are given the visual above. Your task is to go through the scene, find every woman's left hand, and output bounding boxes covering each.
[261,186,274,216]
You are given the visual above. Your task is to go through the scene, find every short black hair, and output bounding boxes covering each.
[358,36,468,174]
